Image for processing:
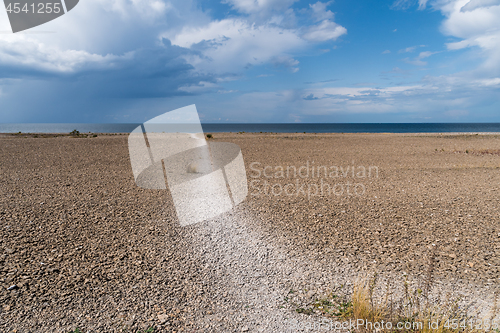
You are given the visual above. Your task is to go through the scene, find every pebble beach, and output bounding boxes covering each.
[0,132,499,332]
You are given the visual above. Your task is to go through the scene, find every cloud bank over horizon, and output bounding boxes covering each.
[0,0,499,123]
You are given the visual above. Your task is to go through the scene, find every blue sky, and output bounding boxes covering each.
[1,0,500,123]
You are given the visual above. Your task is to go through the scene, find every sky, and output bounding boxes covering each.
[1,0,500,123]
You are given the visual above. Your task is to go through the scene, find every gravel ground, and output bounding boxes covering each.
[0,133,499,332]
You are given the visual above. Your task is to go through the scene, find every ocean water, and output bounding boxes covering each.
[1,123,500,134]
[203,123,500,133]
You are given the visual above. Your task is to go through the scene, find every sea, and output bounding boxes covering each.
[1,123,500,134]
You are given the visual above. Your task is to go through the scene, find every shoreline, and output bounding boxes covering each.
[2,131,500,135]
[3,122,500,135]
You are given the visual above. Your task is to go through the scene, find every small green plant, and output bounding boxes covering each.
[136,328,155,333]
[311,293,353,318]
[92,134,97,137]
[284,239,498,329]
[285,268,498,333]
[296,307,314,315]
[70,129,80,136]
[336,300,353,317]
[68,328,82,333]
[206,133,213,139]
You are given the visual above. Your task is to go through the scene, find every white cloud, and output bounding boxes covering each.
[222,0,298,16]
[401,46,416,53]
[418,0,429,10]
[0,0,222,124]
[401,49,438,66]
[178,80,219,93]
[460,0,500,12]
[0,0,353,123]
[0,34,131,73]
[382,50,391,54]
[164,1,346,74]
[402,57,427,66]
[204,72,500,122]
[474,77,500,85]
[419,50,435,58]
[271,55,300,72]
[165,18,306,73]
[437,0,500,73]
[302,19,347,42]
[0,0,208,72]
[391,0,429,10]
[301,2,346,42]
[312,85,426,99]
[0,0,348,120]
[309,1,334,21]
[398,45,426,53]
[102,0,173,19]
[0,0,346,77]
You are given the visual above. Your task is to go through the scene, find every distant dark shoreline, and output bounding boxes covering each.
[2,123,500,134]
